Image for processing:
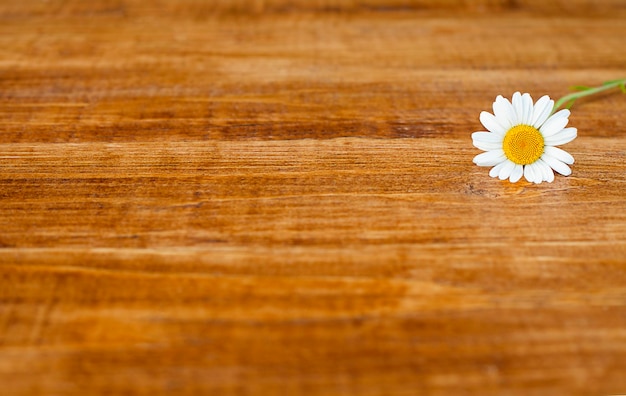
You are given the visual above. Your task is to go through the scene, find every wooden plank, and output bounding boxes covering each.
[1,0,626,395]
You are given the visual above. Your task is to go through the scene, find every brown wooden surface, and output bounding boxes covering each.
[2,1,626,395]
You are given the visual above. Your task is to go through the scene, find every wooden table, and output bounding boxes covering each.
[2,0,626,394]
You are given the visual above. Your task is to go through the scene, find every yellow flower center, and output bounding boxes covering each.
[502,124,544,165]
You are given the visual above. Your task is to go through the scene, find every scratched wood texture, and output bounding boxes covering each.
[1,0,626,395]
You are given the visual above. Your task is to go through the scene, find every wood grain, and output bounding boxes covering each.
[1,0,626,395]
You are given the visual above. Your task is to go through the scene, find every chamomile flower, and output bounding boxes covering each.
[472,92,577,184]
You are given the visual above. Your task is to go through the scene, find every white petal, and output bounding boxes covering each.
[510,164,524,183]
[544,127,577,146]
[489,161,508,178]
[473,141,501,151]
[542,153,572,176]
[540,109,570,137]
[523,164,535,183]
[512,92,524,124]
[528,162,544,184]
[493,95,516,129]
[472,131,503,151]
[521,93,533,125]
[473,150,506,166]
[498,160,516,180]
[537,159,555,183]
[480,112,506,135]
[474,141,502,151]
[544,146,574,164]
[472,131,503,143]
[530,162,544,182]
[531,95,554,127]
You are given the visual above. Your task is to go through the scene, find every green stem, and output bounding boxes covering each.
[552,78,626,114]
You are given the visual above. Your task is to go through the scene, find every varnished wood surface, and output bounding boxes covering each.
[1,1,626,395]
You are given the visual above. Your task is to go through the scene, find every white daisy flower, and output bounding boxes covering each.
[472,92,577,184]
